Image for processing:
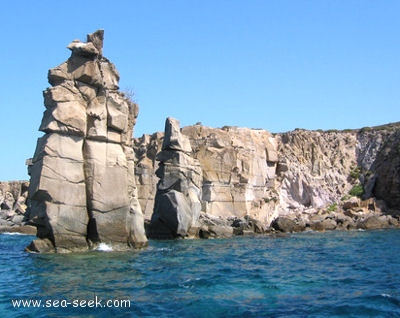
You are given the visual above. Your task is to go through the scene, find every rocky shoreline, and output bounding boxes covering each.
[1,179,398,239]
[184,197,400,239]
[1,205,398,239]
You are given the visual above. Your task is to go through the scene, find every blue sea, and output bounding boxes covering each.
[1,230,400,317]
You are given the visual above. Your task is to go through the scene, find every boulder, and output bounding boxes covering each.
[359,215,391,230]
[25,238,55,253]
[310,218,337,231]
[342,197,360,210]
[231,216,265,234]
[334,212,357,230]
[271,216,306,233]
[200,225,234,238]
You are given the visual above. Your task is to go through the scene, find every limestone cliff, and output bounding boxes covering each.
[134,122,400,234]
[357,124,400,211]
[276,129,358,213]
[135,124,279,225]
[26,30,147,252]
[2,123,399,239]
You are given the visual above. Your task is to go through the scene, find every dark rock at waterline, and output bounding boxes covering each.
[0,225,36,235]
[309,218,337,231]
[271,217,306,233]
[359,215,395,230]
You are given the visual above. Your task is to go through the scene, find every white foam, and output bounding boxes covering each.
[97,243,113,252]
[1,232,28,236]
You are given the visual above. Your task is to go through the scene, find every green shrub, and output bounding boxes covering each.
[327,203,337,212]
[360,126,372,132]
[349,166,361,180]
[341,195,351,201]
[349,184,364,198]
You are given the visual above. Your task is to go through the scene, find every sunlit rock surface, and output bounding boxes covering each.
[26,30,147,252]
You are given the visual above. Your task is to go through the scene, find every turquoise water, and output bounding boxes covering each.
[1,230,400,317]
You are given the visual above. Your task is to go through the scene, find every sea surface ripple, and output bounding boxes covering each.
[1,229,400,317]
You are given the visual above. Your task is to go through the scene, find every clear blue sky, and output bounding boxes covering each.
[1,0,399,181]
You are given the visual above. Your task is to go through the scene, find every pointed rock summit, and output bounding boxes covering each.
[149,117,202,238]
[26,30,148,252]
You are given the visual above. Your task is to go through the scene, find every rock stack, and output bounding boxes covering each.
[149,118,202,238]
[26,30,147,252]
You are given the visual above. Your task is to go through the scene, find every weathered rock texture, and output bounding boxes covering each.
[276,129,357,213]
[26,30,147,252]
[3,124,400,238]
[136,125,279,223]
[134,122,400,235]
[184,125,280,232]
[148,118,202,238]
[358,126,400,210]
[0,181,29,214]
[0,181,36,234]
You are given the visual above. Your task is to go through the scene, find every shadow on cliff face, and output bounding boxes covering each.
[86,217,100,245]
[356,126,400,213]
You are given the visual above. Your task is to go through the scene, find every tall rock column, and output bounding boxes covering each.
[27,30,147,252]
[149,118,203,238]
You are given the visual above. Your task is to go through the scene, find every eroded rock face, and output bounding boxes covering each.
[0,181,32,231]
[0,181,28,212]
[136,125,280,227]
[27,30,147,252]
[277,130,358,213]
[359,128,400,211]
[134,123,400,235]
[3,124,400,238]
[133,133,163,220]
[183,125,279,225]
[148,118,202,238]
